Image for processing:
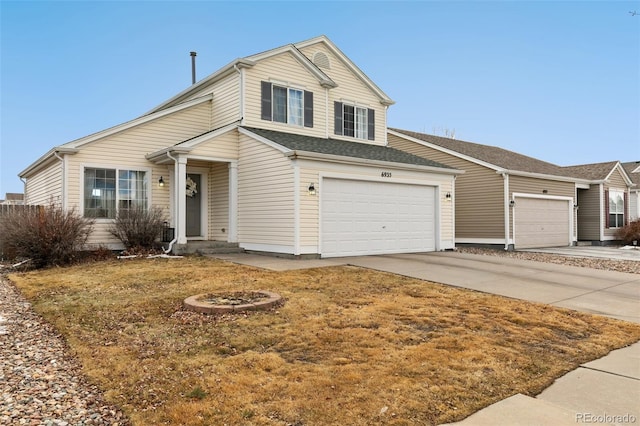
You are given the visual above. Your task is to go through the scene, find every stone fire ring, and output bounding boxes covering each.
[183,290,282,315]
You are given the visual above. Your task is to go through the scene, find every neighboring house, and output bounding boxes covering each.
[0,193,24,205]
[19,36,461,258]
[622,161,640,221]
[387,129,634,249]
[563,161,636,243]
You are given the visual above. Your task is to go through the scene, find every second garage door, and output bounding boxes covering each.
[514,197,571,249]
[321,178,436,257]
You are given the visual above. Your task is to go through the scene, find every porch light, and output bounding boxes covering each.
[158,176,165,187]
[445,192,452,200]
[509,200,515,207]
[308,183,316,195]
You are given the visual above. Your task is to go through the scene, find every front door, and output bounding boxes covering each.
[185,174,201,237]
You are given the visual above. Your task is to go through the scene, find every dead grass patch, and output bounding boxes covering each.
[9,257,640,425]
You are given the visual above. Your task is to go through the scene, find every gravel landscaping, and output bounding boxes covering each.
[0,275,130,426]
[456,247,640,274]
[0,249,637,424]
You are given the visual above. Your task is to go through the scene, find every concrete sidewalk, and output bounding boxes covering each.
[213,251,640,425]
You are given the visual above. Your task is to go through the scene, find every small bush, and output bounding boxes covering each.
[616,220,640,245]
[0,204,94,268]
[109,206,166,251]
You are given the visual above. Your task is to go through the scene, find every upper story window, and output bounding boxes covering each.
[608,189,625,228]
[334,101,375,141]
[84,167,148,219]
[261,81,313,128]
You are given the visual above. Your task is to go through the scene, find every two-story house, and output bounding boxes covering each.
[19,36,461,258]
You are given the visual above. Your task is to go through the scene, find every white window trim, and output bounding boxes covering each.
[340,102,370,141]
[608,188,625,228]
[80,164,153,222]
[272,84,304,127]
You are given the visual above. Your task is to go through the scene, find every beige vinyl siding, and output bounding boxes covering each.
[299,43,387,145]
[210,74,241,128]
[188,131,239,159]
[577,185,601,240]
[238,134,294,248]
[65,101,211,247]
[209,162,230,241]
[298,161,455,251]
[388,134,504,240]
[25,159,62,206]
[508,175,576,240]
[243,52,327,139]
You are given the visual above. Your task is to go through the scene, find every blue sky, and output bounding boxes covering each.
[1,0,639,196]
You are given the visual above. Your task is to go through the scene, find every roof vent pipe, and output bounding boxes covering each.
[190,51,197,84]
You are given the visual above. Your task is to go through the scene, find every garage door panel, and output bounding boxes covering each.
[321,179,436,257]
[515,197,570,249]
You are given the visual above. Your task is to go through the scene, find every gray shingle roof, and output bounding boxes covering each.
[561,161,620,181]
[390,128,572,177]
[622,161,640,186]
[242,127,457,170]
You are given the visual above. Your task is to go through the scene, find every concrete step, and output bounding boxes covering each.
[173,241,243,255]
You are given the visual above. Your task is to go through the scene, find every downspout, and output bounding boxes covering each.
[501,172,510,250]
[234,64,244,125]
[20,177,27,204]
[163,151,179,254]
[53,151,66,209]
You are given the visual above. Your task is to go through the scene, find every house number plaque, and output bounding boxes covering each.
[381,172,392,177]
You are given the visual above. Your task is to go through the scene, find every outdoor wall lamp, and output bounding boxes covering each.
[445,192,452,200]
[509,200,516,207]
[308,183,316,195]
[158,176,165,188]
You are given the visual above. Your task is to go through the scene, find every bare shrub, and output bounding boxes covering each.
[0,204,94,268]
[109,206,166,251]
[616,220,640,245]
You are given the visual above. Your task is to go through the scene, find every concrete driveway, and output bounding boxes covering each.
[215,250,640,425]
[342,251,640,324]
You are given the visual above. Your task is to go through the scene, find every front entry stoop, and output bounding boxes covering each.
[173,241,243,255]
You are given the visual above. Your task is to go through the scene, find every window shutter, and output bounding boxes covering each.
[334,101,343,135]
[261,81,272,121]
[304,90,313,128]
[604,189,609,229]
[367,109,375,141]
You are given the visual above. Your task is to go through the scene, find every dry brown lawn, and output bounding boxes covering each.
[9,257,640,425]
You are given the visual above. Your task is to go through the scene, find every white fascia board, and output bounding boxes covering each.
[604,162,634,187]
[145,146,192,164]
[388,129,503,172]
[285,150,464,175]
[19,147,79,178]
[246,44,337,89]
[238,127,292,154]
[177,123,239,149]
[147,59,254,114]
[497,169,593,184]
[63,94,214,151]
[295,36,395,106]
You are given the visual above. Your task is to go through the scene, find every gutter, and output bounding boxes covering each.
[285,150,465,175]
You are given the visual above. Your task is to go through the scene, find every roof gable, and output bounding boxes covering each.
[148,35,394,115]
[621,161,640,186]
[562,161,634,186]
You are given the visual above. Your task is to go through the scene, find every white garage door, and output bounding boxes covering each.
[515,197,571,249]
[321,178,436,257]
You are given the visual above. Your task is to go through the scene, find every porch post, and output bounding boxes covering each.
[176,156,188,244]
[228,162,238,243]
